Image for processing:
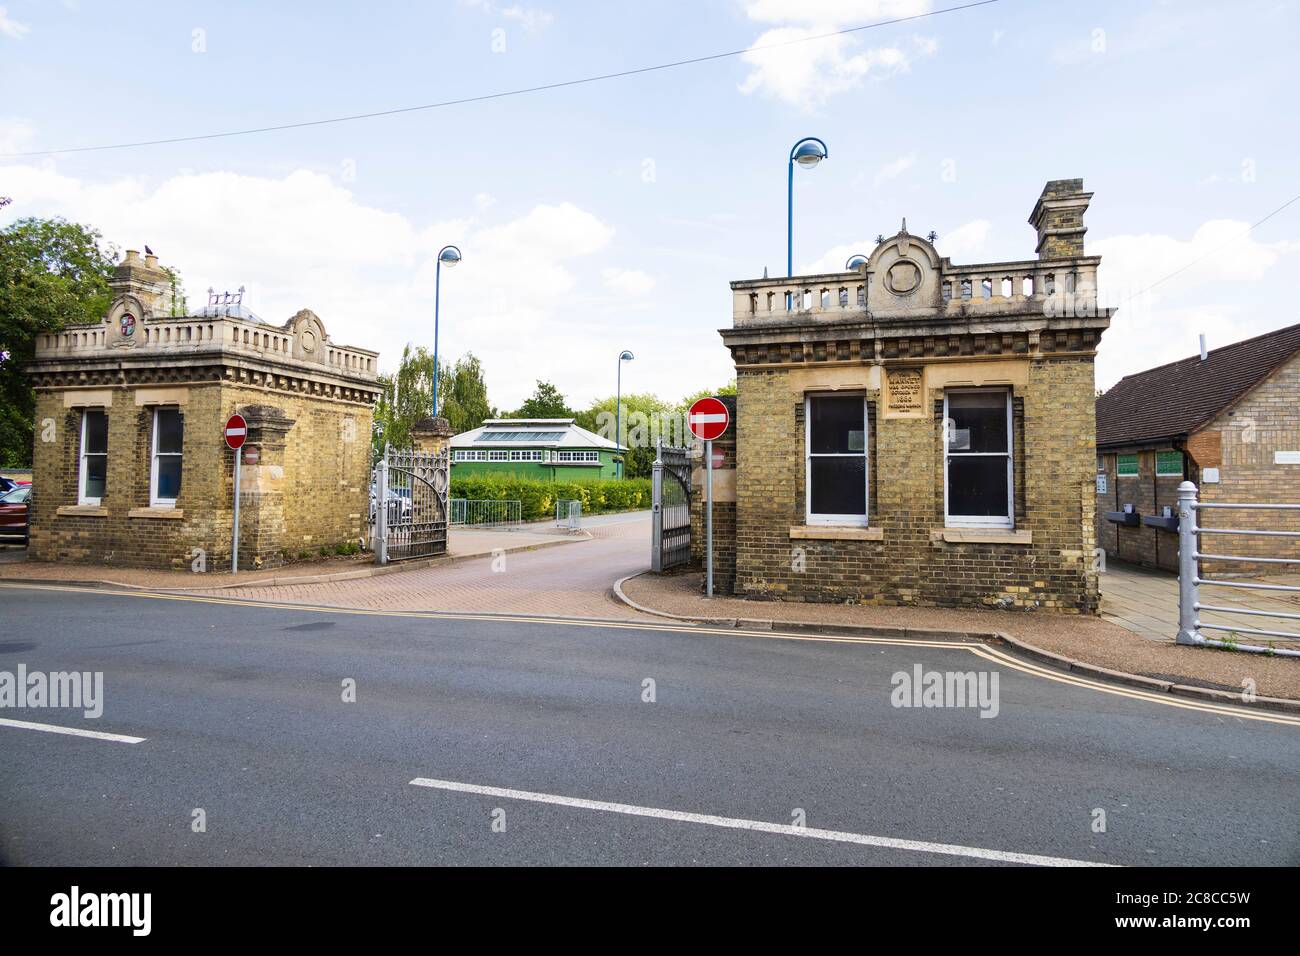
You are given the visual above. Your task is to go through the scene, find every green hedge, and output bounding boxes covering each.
[449,475,652,521]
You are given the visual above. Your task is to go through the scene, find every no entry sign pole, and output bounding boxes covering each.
[225,413,248,574]
[705,438,713,597]
[687,398,730,599]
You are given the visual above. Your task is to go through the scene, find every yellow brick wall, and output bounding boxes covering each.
[732,355,1099,612]
[1196,352,1300,570]
[28,384,372,570]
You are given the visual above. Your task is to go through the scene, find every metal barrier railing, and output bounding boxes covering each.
[555,499,582,532]
[1176,481,1300,656]
[450,498,522,528]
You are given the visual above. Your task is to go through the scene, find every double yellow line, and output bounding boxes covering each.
[4,581,1298,727]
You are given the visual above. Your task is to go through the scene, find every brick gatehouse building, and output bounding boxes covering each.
[700,179,1113,612]
[26,250,380,571]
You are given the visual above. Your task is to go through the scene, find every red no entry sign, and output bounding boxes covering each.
[224,413,248,450]
[687,397,729,442]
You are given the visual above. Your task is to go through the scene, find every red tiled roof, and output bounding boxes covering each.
[1096,322,1300,449]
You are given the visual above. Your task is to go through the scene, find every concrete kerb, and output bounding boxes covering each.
[4,533,589,594]
[611,572,1300,715]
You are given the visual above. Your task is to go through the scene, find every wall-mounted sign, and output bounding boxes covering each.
[242,445,260,465]
[885,368,923,415]
[1202,467,1220,484]
[119,312,136,337]
[1096,473,1107,494]
[1275,451,1300,465]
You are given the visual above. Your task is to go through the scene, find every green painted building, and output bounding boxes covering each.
[450,419,623,479]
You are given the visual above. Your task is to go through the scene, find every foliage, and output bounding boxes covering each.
[162,266,188,317]
[571,380,736,479]
[438,352,494,434]
[574,391,675,479]
[372,346,495,459]
[509,380,574,419]
[449,474,652,521]
[0,217,116,466]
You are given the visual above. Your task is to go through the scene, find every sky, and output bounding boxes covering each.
[2,0,1299,410]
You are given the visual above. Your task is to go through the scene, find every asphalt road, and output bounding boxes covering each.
[1,584,1297,866]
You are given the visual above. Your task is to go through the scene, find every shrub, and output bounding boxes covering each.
[448,475,652,522]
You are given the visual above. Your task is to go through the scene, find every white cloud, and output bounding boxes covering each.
[1095,220,1299,296]
[737,1,932,109]
[938,219,991,260]
[500,5,553,30]
[602,267,655,296]
[742,0,930,27]
[873,153,915,188]
[803,240,879,275]
[0,164,669,408]
[1094,220,1300,387]
[910,33,938,56]
[461,0,553,31]
[0,6,30,39]
[803,218,990,273]
[0,116,35,154]
[473,192,496,211]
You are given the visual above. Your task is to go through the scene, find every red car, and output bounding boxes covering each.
[0,484,30,544]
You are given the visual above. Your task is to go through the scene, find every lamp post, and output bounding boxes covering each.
[432,244,462,417]
[615,350,634,478]
[787,137,828,277]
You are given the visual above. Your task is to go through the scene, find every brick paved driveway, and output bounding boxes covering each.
[190,511,656,620]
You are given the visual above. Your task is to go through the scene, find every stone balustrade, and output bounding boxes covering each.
[34,313,378,380]
[732,257,1100,326]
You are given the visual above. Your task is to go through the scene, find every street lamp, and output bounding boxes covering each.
[615,350,634,478]
[845,253,869,270]
[787,136,828,277]
[432,244,462,417]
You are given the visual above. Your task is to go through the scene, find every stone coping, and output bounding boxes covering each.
[790,525,884,541]
[127,507,185,520]
[935,529,1032,545]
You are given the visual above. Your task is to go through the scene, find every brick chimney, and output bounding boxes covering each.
[1028,179,1092,259]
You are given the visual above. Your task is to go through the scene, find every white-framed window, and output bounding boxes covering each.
[454,450,488,462]
[78,408,108,505]
[557,450,599,463]
[805,393,868,526]
[509,450,543,461]
[488,450,509,461]
[150,407,184,507]
[944,389,1013,528]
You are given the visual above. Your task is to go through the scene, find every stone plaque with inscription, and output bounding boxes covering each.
[886,368,924,416]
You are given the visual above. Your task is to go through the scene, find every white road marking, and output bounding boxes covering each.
[0,717,145,744]
[409,776,1115,867]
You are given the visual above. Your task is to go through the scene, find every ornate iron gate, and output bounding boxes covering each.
[373,446,449,563]
[652,440,691,571]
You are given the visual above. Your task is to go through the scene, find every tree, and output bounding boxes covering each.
[0,217,116,466]
[575,391,675,479]
[677,378,737,411]
[510,380,573,419]
[371,346,494,459]
[438,352,493,435]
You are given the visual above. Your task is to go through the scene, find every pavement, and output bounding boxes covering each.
[1100,561,1300,645]
[0,522,590,590]
[2,583,1297,866]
